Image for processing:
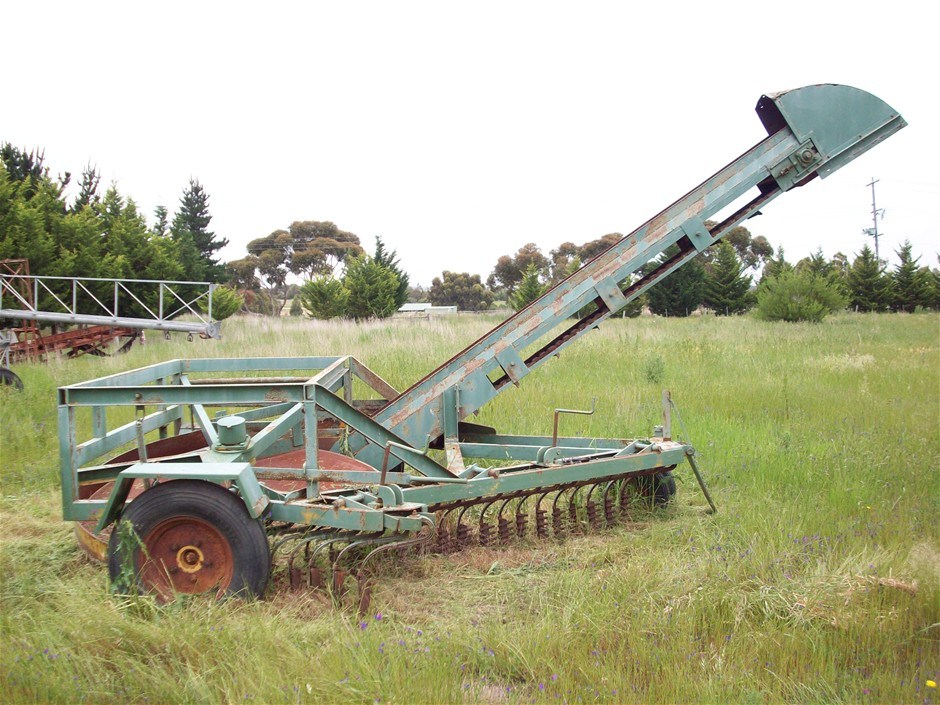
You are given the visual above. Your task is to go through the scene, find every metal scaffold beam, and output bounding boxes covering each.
[0,268,221,338]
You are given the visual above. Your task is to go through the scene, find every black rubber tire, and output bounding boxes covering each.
[0,367,24,391]
[637,470,677,506]
[107,479,270,600]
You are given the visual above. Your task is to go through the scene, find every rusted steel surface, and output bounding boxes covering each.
[56,85,905,603]
[139,515,235,600]
[6,324,138,362]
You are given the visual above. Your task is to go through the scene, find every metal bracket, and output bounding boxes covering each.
[494,346,529,386]
[679,216,713,252]
[770,140,821,191]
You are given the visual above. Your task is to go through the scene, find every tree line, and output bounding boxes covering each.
[3,145,937,325]
[0,144,242,319]
[418,227,938,322]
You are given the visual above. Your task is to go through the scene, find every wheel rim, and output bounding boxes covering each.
[139,516,234,599]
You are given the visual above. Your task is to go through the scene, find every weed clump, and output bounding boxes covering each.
[643,355,665,384]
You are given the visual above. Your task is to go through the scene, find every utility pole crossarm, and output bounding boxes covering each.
[864,177,884,261]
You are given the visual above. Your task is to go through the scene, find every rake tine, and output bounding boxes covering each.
[271,527,317,562]
[618,478,633,516]
[497,497,514,544]
[568,485,585,534]
[355,521,434,616]
[276,532,313,590]
[307,533,363,590]
[437,508,456,553]
[284,529,338,590]
[331,533,394,606]
[455,505,473,549]
[515,494,531,538]
[602,480,618,526]
[478,499,498,547]
[534,491,552,538]
[585,483,601,530]
[552,488,573,537]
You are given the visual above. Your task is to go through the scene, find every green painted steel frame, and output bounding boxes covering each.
[57,85,905,540]
[58,354,688,534]
[59,356,392,522]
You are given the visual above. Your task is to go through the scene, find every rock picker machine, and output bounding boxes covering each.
[57,85,905,606]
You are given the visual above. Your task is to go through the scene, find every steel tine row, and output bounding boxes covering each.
[353,521,434,615]
[272,476,655,611]
[425,477,651,553]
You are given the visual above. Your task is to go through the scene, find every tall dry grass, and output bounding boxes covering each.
[1,311,937,703]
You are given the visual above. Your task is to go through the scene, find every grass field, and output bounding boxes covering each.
[1,312,938,704]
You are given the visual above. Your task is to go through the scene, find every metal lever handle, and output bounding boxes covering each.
[380,436,431,485]
[552,398,596,446]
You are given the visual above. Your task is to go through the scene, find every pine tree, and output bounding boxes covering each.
[704,241,752,315]
[93,187,183,313]
[373,236,409,309]
[932,266,940,309]
[71,163,100,212]
[847,245,891,312]
[171,178,228,282]
[761,246,792,282]
[151,205,169,237]
[201,286,243,320]
[510,263,547,312]
[0,144,47,188]
[891,241,933,312]
[645,246,705,317]
[797,249,831,277]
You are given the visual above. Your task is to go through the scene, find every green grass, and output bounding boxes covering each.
[1,312,938,704]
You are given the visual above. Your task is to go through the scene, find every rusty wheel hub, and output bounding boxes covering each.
[139,517,234,599]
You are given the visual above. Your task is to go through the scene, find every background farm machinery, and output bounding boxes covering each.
[56,84,906,605]
[0,259,220,389]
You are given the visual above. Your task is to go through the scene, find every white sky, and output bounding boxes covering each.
[4,1,937,286]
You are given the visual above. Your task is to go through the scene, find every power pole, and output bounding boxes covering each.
[862,177,885,261]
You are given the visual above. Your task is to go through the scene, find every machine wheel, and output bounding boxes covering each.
[0,366,24,390]
[637,470,677,506]
[107,480,270,600]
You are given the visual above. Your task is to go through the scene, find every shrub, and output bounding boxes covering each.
[343,255,399,320]
[238,288,277,315]
[509,264,547,312]
[299,276,349,319]
[754,269,847,322]
[428,271,494,311]
[200,285,243,320]
[643,355,665,384]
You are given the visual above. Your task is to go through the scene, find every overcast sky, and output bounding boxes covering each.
[5,1,936,286]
